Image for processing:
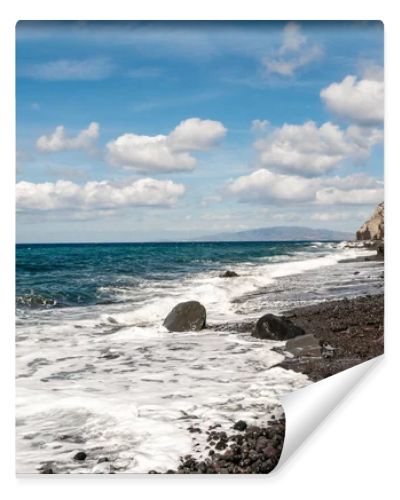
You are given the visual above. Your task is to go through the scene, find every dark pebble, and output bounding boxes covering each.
[39,468,54,474]
[73,451,87,461]
[168,419,285,474]
[233,420,247,431]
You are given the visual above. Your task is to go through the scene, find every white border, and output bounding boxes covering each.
[1,2,398,498]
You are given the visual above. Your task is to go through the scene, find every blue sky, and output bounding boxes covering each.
[16,21,384,242]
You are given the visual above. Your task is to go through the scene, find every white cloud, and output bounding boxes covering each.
[227,169,318,203]
[36,122,99,153]
[107,118,226,173]
[263,22,323,76]
[279,22,307,54]
[360,63,384,82]
[107,134,196,173]
[167,118,226,151]
[251,119,269,133]
[20,58,114,81]
[311,211,355,222]
[254,121,383,176]
[16,178,185,212]
[345,125,383,161]
[320,72,384,125]
[315,187,383,205]
[226,168,383,206]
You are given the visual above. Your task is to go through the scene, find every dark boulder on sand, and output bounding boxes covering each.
[163,301,206,332]
[219,270,239,278]
[252,314,305,341]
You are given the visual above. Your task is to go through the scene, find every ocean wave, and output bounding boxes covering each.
[16,294,57,308]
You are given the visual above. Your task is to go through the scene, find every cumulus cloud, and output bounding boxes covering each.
[251,119,269,133]
[315,187,383,205]
[254,121,383,176]
[16,178,185,212]
[36,122,99,153]
[320,72,384,125]
[227,169,318,203]
[226,168,383,206]
[106,118,226,173]
[20,58,114,81]
[168,118,226,151]
[263,22,323,76]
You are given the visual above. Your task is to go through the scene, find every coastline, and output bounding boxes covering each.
[173,242,384,473]
[277,293,384,382]
[168,291,384,474]
[16,239,385,474]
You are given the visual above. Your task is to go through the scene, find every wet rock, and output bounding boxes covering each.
[173,419,285,474]
[253,313,305,341]
[188,426,202,433]
[163,301,206,332]
[100,349,120,360]
[255,436,269,452]
[285,334,321,357]
[219,270,239,278]
[73,451,87,461]
[39,467,54,474]
[59,434,85,444]
[233,420,247,431]
[276,295,384,382]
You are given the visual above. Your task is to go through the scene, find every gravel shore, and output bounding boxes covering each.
[150,418,285,474]
[277,294,384,381]
[176,292,384,473]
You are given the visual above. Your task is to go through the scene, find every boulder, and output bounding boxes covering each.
[73,451,87,461]
[233,420,247,431]
[252,314,305,341]
[163,301,206,332]
[356,202,384,241]
[219,270,239,278]
[285,334,321,357]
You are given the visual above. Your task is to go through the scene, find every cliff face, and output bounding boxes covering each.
[356,202,384,241]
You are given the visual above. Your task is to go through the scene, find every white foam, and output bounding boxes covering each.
[16,243,379,473]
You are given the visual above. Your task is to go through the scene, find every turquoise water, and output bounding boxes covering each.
[16,241,329,309]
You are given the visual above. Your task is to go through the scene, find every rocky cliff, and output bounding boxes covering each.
[356,202,384,241]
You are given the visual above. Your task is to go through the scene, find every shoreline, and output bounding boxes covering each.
[276,293,384,382]
[20,240,384,474]
[179,261,384,473]
[171,292,384,474]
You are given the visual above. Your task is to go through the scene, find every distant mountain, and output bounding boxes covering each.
[192,226,353,242]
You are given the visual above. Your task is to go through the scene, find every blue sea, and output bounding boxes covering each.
[16,241,383,473]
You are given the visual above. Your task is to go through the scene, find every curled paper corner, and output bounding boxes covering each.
[276,355,383,471]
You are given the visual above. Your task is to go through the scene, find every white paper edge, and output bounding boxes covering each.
[277,355,383,470]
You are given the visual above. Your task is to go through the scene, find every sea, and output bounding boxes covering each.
[15,240,383,473]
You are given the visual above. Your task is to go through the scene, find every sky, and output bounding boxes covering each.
[16,21,384,243]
